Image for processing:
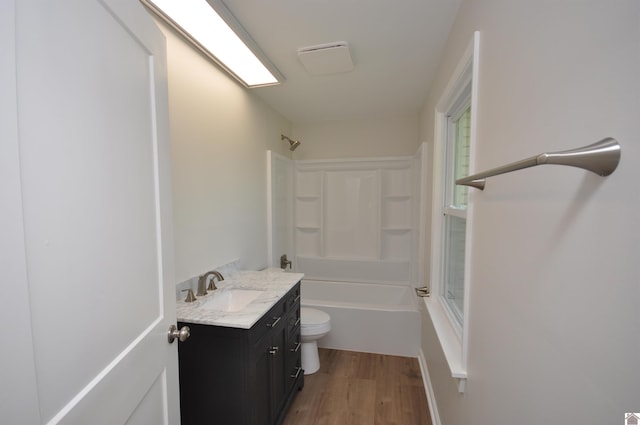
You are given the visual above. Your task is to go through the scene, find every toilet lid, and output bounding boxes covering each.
[301,307,330,326]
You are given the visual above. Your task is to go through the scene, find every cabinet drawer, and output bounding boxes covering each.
[252,298,285,343]
[286,324,302,390]
[285,284,301,312]
[287,307,301,334]
[286,324,301,370]
[287,325,301,356]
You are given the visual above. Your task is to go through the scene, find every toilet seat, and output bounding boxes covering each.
[301,308,331,334]
[301,307,330,325]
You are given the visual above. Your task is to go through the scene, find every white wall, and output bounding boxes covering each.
[419,1,640,424]
[0,1,40,421]
[292,113,420,160]
[156,21,293,281]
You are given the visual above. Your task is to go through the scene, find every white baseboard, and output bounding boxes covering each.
[418,349,441,425]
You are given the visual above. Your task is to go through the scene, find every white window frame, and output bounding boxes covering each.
[442,99,471,328]
[425,31,479,393]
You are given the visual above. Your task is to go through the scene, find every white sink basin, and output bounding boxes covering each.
[199,289,262,313]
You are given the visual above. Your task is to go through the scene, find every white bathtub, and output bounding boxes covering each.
[300,279,420,357]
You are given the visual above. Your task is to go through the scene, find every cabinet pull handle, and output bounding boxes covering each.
[293,294,300,303]
[267,316,281,328]
[269,346,279,355]
[290,342,301,353]
[294,317,301,327]
[290,367,303,379]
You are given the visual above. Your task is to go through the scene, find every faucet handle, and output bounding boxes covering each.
[207,271,224,291]
[196,274,208,297]
[182,288,197,302]
[207,279,217,291]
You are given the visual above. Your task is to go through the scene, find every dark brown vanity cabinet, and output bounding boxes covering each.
[177,282,303,425]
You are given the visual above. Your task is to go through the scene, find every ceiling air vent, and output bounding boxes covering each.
[297,42,354,75]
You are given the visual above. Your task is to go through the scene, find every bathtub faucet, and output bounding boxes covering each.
[280,254,292,270]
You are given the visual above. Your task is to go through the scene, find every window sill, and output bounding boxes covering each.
[423,296,467,392]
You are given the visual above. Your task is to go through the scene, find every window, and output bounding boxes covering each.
[425,31,478,393]
[442,103,471,326]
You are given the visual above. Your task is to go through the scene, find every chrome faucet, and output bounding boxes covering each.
[196,270,224,296]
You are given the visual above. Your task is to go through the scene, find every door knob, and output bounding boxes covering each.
[168,324,190,343]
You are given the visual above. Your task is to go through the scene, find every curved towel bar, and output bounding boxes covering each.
[456,137,621,190]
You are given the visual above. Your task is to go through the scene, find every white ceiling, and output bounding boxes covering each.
[221,0,463,124]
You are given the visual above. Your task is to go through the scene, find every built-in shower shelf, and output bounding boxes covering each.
[295,226,320,231]
[296,228,321,257]
[295,195,321,231]
[295,158,415,264]
[296,255,411,283]
[382,194,412,200]
[295,169,323,198]
[380,227,411,261]
[381,195,412,229]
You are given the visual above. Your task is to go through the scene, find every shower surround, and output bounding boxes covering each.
[288,151,426,355]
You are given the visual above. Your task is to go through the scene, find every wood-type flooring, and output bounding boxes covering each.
[282,348,432,425]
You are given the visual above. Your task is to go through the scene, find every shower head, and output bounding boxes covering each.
[281,134,301,151]
[289,140,300,151]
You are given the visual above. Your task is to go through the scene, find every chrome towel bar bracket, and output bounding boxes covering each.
[456,137,621,190]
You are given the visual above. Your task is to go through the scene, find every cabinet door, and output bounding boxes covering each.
[270,314,288,421]
[253,334,273,425]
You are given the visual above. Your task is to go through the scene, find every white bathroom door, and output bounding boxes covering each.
[2,0,180,423]
[267,152,295,269]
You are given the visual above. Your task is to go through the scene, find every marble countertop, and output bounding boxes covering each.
[176,269,304,329]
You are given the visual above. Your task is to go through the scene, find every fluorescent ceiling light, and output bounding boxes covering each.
[142,0,283,87]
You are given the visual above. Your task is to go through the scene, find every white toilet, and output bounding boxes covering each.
[300,307,331,375]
